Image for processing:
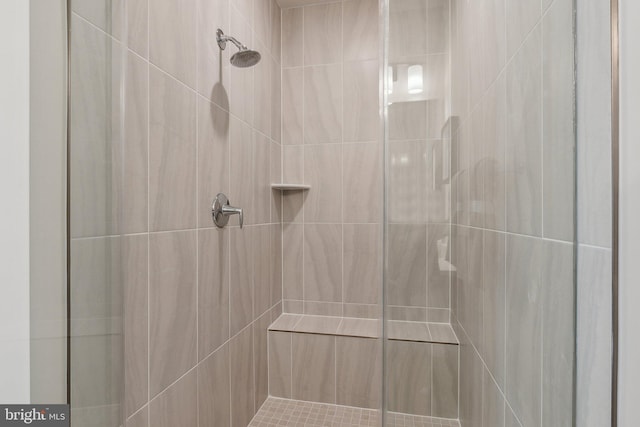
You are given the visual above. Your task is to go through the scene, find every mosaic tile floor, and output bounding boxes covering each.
[248,397,460,427]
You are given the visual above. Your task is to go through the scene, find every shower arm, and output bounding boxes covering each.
[216,29,247,51]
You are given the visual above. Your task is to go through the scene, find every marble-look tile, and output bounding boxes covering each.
[254,226,272,318]
[123,235,148,417]
[197,98,230,228]
[149,368,197,427]
[343,224,381,305]
[389,0,427,59]
[292,333,336,403]
[282,8,303,67]
[505,234,542,427]
[432,343,458,418]
[230,326,255,427]
[482,369,505,427]
[344,61,379,142]
[283,145,304,183]
[123,53,148,235]
[343,0,378,61]
[388,101,428,141]
[271,224,283,305]
[253,41,272,137]
[282,224,303,300]
[482,0,505,89]
[149,67,197,232]
[230,227,254,336]
[253,133,271,225]
[428,323,458,344]
[229,116,254,226]
[386,340,431,415]
[387,224,427,307]
[542,0,575,242]
[459,342,483,427]
[576,245,612,427]
[70,17,122,238]
[271,58,282,142]
[387,141,428,223]
[149,0,196,88]
[282,68,304,145]
[387,321,431,342]
[304,144,342,222]
[269,314,303,331]
[482,74,507,231]
[253,312,271,412]
[336,337,381,408]
[304,65,343,144]
[196,0,230,108]
[268,331,292,398]
[149,231,197,397]
[506,0,540,59]
[542,240,574,426]
[427,0,449,54]
[336,318,379,338]
[427,224,450,309]
[126,406,148,427]
[294,315,342,335]
[198,228,230,360]
[482,230,506,389]
[303,2,342,65]
[304,224,342,302]
[506,26,542,237]
[343,143,382,223]
[197,345,231,427]
[271,0,282,62]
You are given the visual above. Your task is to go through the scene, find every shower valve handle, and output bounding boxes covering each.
[212,193,243,229]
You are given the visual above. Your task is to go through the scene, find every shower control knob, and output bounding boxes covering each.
[212,193,244,229]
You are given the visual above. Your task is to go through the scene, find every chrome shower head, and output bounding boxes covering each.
[216,29,261,68]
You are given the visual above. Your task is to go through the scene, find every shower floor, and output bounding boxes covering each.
[248,397,460,427]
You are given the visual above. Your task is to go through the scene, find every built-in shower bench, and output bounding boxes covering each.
[266,313,460,417]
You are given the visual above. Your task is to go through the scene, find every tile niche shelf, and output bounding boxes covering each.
[270,183,310,191]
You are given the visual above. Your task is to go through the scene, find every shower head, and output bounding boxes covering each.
[216,29,261,68]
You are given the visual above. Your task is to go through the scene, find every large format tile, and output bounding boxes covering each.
[268,331,292,398]
[427,224,450,309]
[343,0,378,61]
[229,116,254,226]
[506,0,540,59]
[198,345,231,427]
[387,141,429,223]
[482,0,505,89]
[432,344,458,418]
[230,227,254,335]
[229,6,254,125]
[198,228,230,360]
[230,326,255,427]
[458,227,483,353]
[294,315,342,334]
[253,312,271,412]
[149,0,196,88]
[282,8,303,67]
[282,68,304,145]
[386,340,431,416]
[427,0,449,54]
[149,67,197,232]
[459,343,482,427]
[149,231,197,397]
[387,224,427,307]
[292,333,336,403]
[304,65,343,144]
[253,133,272,225]
[505,234,542,427]
[389,0,427,59]
[303,2,342,65]
[483,369,505,427]
[506,26,542,236]
[343,60,379,142]
[149,369,197,427]
[304,224,342,302]
[126,406,148,427]
[304,144,342,223]
[196,0,229,108]
[336,337,381,409]
[253,40,272,137]
[270,224,283,305]
[282,224,303,300]
[343,224,381,305]
[343,143,382,223]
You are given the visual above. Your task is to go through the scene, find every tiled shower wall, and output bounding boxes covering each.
[449,0,575,426]
[279,0,383,318]
[69,0,282,426]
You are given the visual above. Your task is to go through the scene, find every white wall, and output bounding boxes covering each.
[0,0,31,403]
[618,0,640,424]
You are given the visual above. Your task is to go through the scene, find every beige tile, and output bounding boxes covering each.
[304,65,343,144]
[458,227,483,353]
[150,369,197,427]
[197,98,230,228]
[254,0,271,48]
[336,337,381,408]
[270,224,283,305]
[459,341,483,427]
[426,308,450,323]
[271,58,282,142]
[269,314,303,331]
[482,0,506,89]
[283,299,303,314]
[482,369,505,427]
[344,60,379,143]
[427,323,458,344]
[282,223,303,300]
[282,8,303,67]
[123,235,148,417]
[294,315,342,334]
[270,143,283,222]
[343,224,381,305]
[343,143,382,223]
[282,68,304,145]
[386,340,431,415]
[198,228,230,360]
[282,191,305,223]
[123,52,148,234]
[149,0,196,88]
[254,225,271,318]
[303,3,342,65]
[387,141,428,223]
[427,0,449,54]
[271,0,282,62]
[387,224,427,307]
[292,333,336,403]
[506,0,540,59]
[389,0,427,59]
[254,312,271,412]
[198,345,231,427]
[304,301,343,316]
[304,144,342,222]
[432,343,458,418]
[268,332,292,398]
[149,67,197,232]
[126,406,148,427]
[229,6,254,125]
[230,326,255,427]
[253,132,272,225]
[229,116,254,226]
[387,321,431,342]
[149,231,197,397]
[427,224,450,309]
[505,406,523,427]
[336,318,378,338]
[304,224,342,302]
[72,0,123,38]
[196,0,230,108]
[253,41,272,136]
[283,145,304,183]
[343,303,380,319]
[387,306,427,322]
[343,0,378,61]
[230,227,254,335]
[388,101,428,141]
